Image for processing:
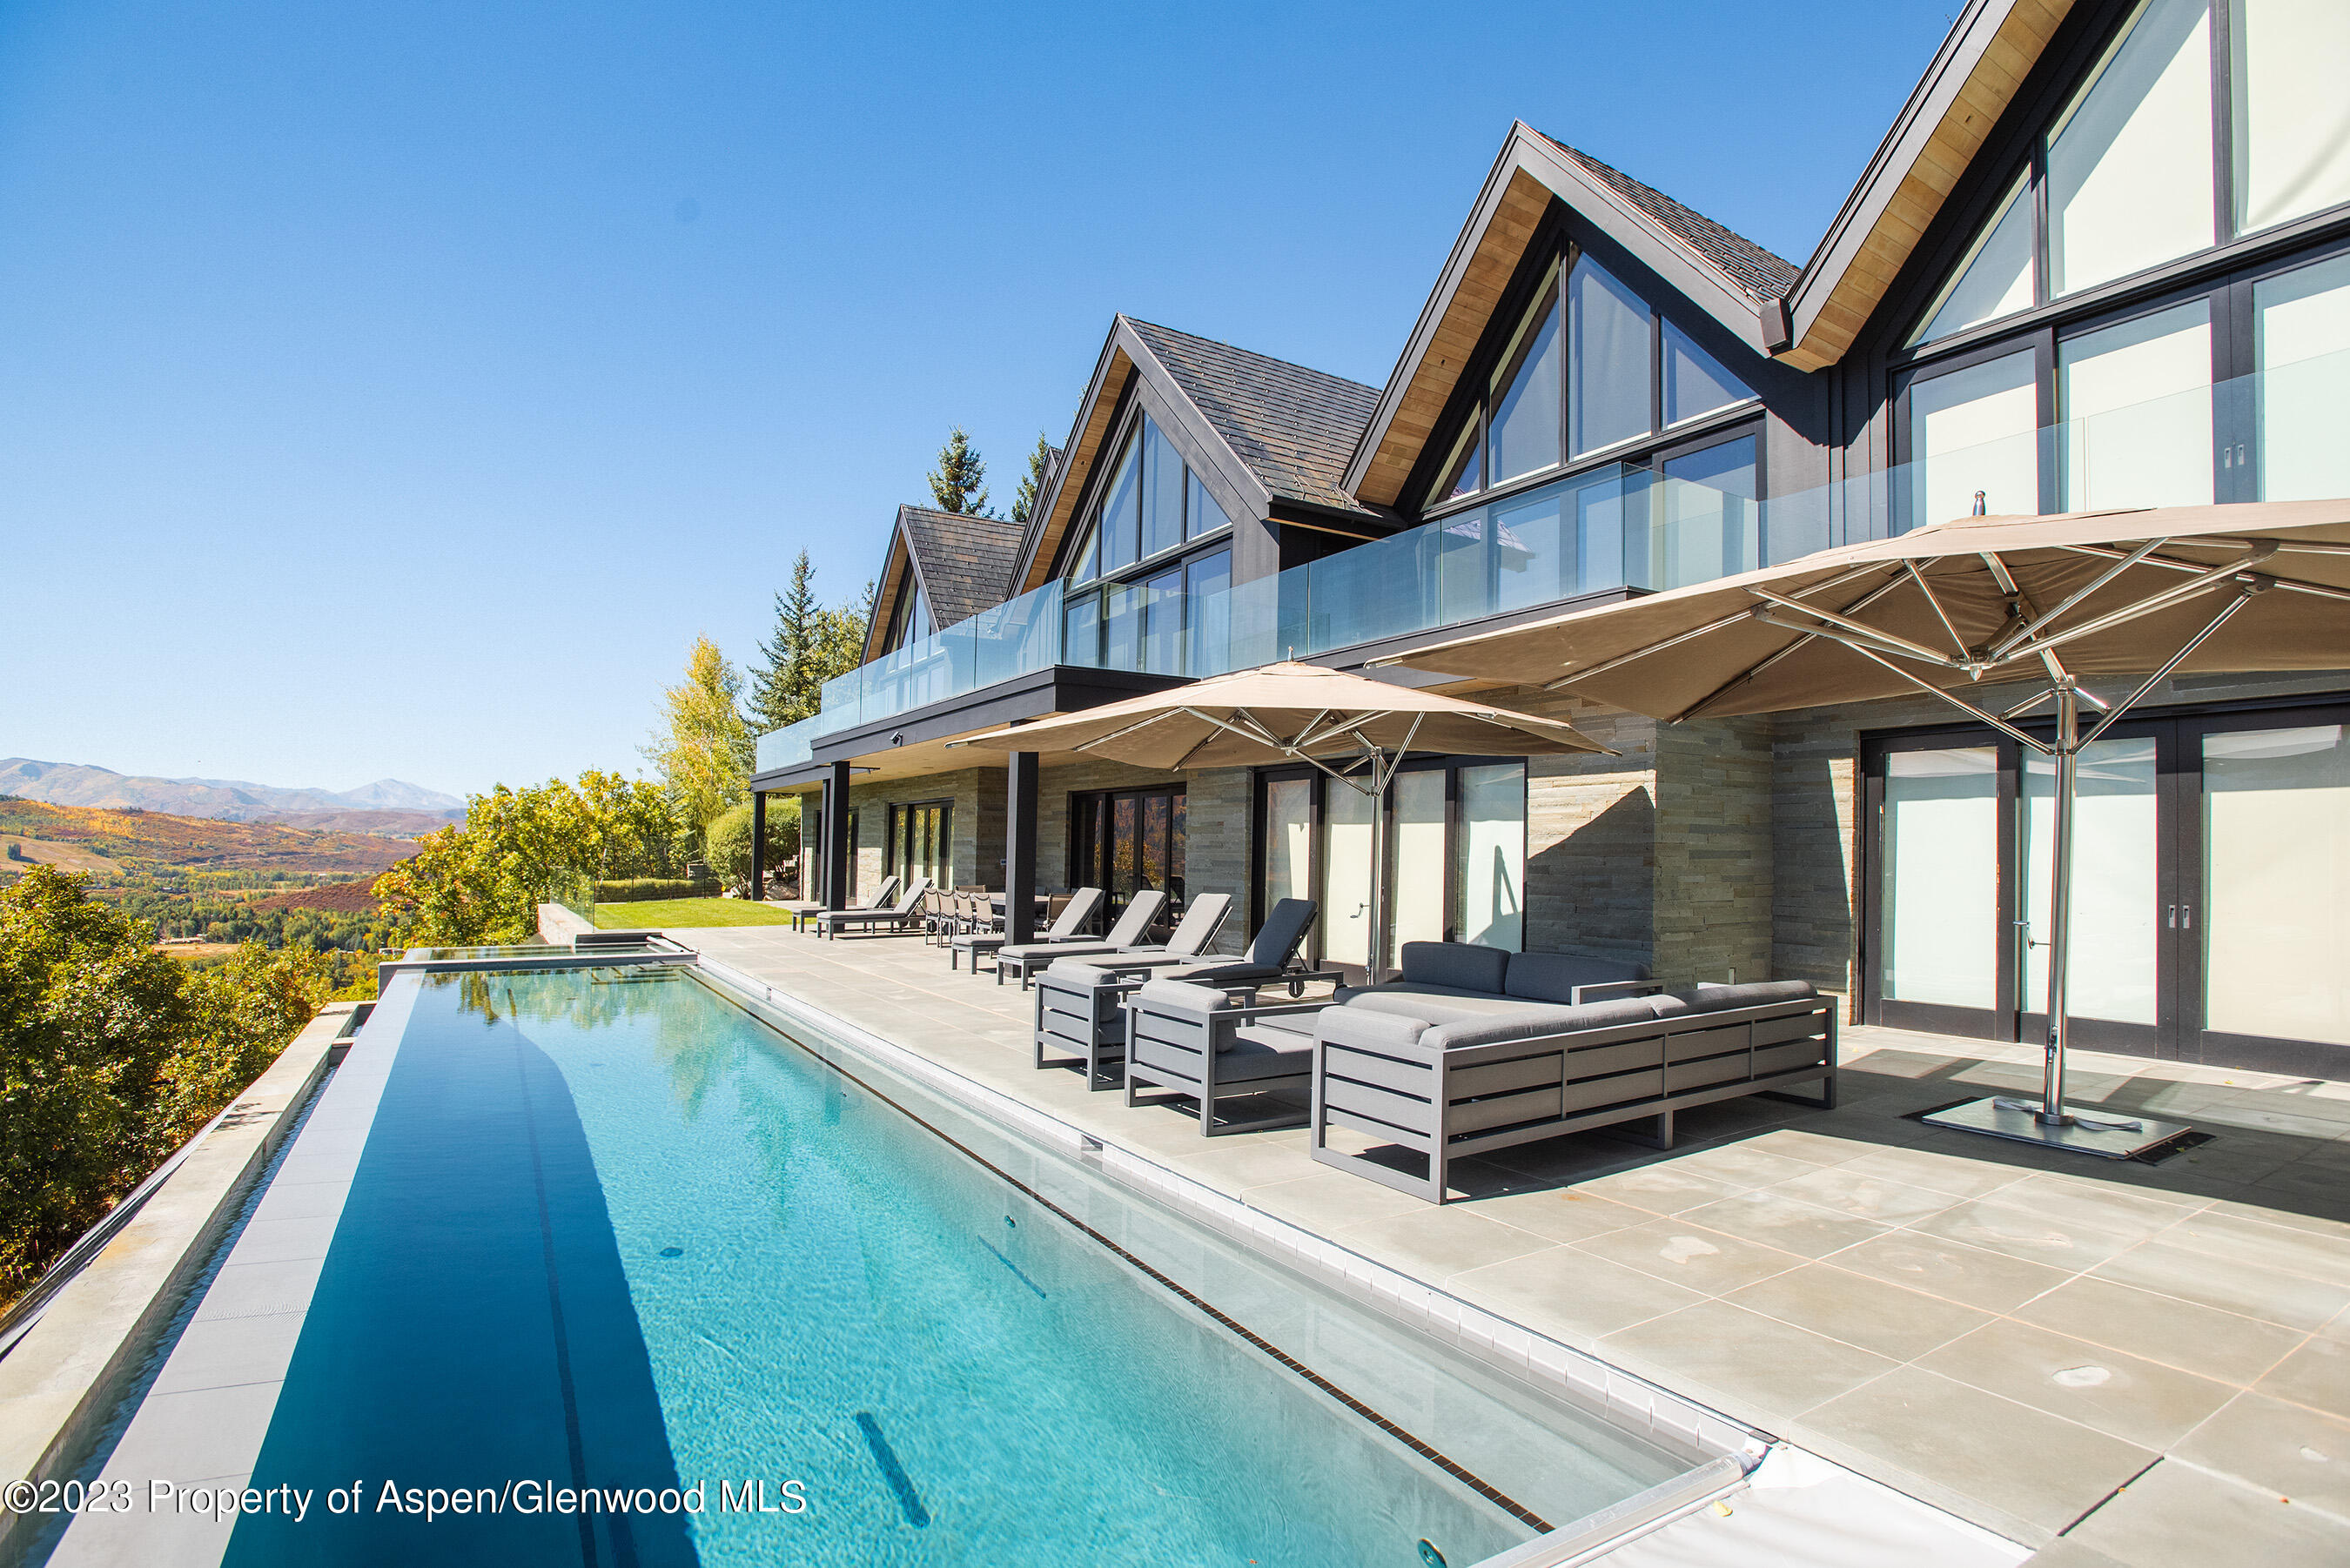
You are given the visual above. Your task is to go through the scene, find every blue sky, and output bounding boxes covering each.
[0,0,1954,799]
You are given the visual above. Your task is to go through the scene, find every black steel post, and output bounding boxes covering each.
[749,791,766,901]
[824,761,852,913]
[1004,752,1039,944]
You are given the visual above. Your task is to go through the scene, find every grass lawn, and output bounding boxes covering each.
[593,898,802,929]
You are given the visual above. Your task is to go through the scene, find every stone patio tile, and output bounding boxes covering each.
[1340,1206,1558,1277]
[1246,1171,1433,1233]
[1797,1224,2074,1313]
[2016,1274,2307,1386]
[1570,1218,1809,1296]
[1907,1188,2182,1274]
[2064,1457,2348,1568]
[1460,1186,1655,1245]
[1599,1300,1900,1425]
[2199,1195,2350,1241]
[2019,1540,2133,1568]
[1830,1142,2034,1201]
[1447,1246,1707,1347]
[1769,1163,1964,1225]
[2254,1337,2350,1421]
[2237,1164,2350,1222]
[2190,1102,2350,1141]
[2174,1391,2350,1518]
[1916,1319,2239,1450]
[1641,1138,1824,1190]
[2088,1237,2350,1334]
[1673,1188,1892,1260]
[148,1311,306,1397]
[1802,1368,2154,1538]
[2155,1208,2350,1290]
[1725,1263,1992,1362]
[1737,1127,1875,1166]
[1570,1163,1756,1216]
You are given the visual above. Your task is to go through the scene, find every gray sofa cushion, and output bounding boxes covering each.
[1398,941,1511,994]
[1134,978,1232,1015]
[1340,989,1550,1029]
[1423,995,1670,1051]
[1673,980,1820,1014]
[1333,980,1491,1005]
[1503,950,1651,1004]
[1317,1007,1435,1053]
[1043,960,1113,986]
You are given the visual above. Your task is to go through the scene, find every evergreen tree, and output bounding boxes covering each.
[749,551,822,733]
[1010,432,1054,526]
[927,426,990,516]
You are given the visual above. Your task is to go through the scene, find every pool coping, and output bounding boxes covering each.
[0,1002,359,1559]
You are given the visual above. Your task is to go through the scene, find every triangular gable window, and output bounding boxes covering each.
[1910,174,2035,346]
[1427,419,1483,507]
[1488,265,1563,483]
[1064,517,1098,583]
[1662,319,1755,426]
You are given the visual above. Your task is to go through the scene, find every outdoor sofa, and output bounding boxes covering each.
[1121,940,1835,1182]
[996,891,1231,988]
[811,875,932,939]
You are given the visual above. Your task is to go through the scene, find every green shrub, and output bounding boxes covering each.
[593,877,719,902]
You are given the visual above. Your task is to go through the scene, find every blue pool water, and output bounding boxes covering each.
[223,966,1684,1566]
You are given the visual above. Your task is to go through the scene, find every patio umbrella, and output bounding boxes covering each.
[1385,498,2350,1157]
[949,661,1608,980]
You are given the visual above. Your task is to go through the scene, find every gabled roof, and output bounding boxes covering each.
[1535,138,1799,305]
[898,505,1024,627]
[1342,123,1800,509]
[1778,0,2077,371]
[1011,314,1383,592]
[1122,319,1380,517]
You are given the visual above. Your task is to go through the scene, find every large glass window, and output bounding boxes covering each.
[1098,436,1141,574]
[1570,256,1655,457]
[1185,471,1229,539]
[1910,175,2035,346]
[1455,763,1526,952]
[1143,418,1185,560]
[1101,581,1139,670]
[2023,738,2161,1024]
[1662,320,1750,427]
[1646,438,1758,589]
[1488,274,1563,482]
[2203,723,2350,1046]
[1140,567,1183,674]
[1184,548,1231,676]
[1263,778,1313,908]
[2059,299,2213,509]
[2232,0,2350,234]
[1907,351,2041,529]
[1430,421,1483,506]
[1389,771,1448,965]
[2256,251,2350,499]
[1879,747,2001,1009]
[1063,590,1099,667]
[2048,0,2214,297]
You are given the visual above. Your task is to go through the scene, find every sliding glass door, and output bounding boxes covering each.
[885,801,952,894]
[1068,786,1186,930]
[1864,703,2350,1075]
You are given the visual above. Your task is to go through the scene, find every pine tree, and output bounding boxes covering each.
[749,552,821,733]
[927,426,990,516]
[1010,432,1054,526]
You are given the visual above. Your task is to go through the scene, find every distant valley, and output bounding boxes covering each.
[0,757,464,836]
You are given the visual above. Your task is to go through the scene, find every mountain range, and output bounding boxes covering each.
[0,758,465,828]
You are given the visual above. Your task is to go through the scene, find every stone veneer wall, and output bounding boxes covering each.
[842,768,1003,902]
[1035,758,1252,955]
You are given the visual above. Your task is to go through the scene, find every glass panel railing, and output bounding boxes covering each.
[789,348,2344,739]
[754,714,820,774]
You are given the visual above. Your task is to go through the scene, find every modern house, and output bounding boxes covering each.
[752,0,2349,1082]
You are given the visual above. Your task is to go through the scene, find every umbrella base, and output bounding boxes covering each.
[1921,1096,2197,1160]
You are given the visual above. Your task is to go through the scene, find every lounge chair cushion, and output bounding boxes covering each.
[1214,1039,1313,1082]
[1502,950,1651,1004]
[1421,995,1669,1052]
[1315,1007,1435,1052]
[1164,961,1280,988]
[1673,980,1819,1014]
[1133,978,1232,1015]
[1043,961,1113,987]
[1397,941,1511,994]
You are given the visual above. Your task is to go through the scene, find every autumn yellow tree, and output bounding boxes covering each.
[645,635,750,848]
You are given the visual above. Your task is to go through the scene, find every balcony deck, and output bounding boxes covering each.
[674,922,2350,1567]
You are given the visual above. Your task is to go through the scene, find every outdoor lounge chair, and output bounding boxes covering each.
[777,874,896,933]
[812,875,932,938]
[1107,896,1319,990]
[1120,975,1328,1135]
[952,886,1104,972]
[988,888,1178,986]
[997,891,1231,989]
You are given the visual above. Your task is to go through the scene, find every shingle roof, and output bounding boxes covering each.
[898,505,1024,627]
[1123,318,1381,517]
[1534,135,1800,305]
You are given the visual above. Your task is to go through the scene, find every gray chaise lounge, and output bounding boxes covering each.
[778,874,897,934]
[997,891,1231,988]
[953,886,1109,972]
[812,875,932,938]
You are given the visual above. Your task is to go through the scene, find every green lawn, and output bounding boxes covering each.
[592,898,802,929]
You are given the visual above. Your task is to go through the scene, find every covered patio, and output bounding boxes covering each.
[660,920,2349,1568]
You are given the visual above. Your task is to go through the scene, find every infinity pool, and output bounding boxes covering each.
[219,965,1686,1566]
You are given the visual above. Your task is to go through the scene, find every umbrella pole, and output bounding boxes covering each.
[1368,772,1388,985]
[2038,685,2081,1127]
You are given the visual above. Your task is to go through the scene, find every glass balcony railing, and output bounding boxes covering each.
[746,346,2347,762]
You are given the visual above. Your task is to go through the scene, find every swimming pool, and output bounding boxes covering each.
[195,965,1691,1565]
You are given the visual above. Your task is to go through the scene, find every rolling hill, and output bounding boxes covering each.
[0,758,462,828]
[0,800,415,880]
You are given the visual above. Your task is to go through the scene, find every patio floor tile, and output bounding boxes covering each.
[2172,1390,2350,1517]
[1446,1246,1706,1346]
[1672,1188,1893,1259]
[1915,1319,2239,1450]
[1460,1186,1655,1246]
[1906,1192,2179,1274]
[2253,1337,2350,1420]
[2090,1236,2350,1330]
[1570,1163,1756,1216]
[1724,1263,1992,1362]
[1832,1142,2037,1201]
[2014,1275,2308,1385]
[1570,1218,1809,1295]
[1800,1368,2154,1538]
[1598,1300,1900,1424]
[1245,1171,1432,1232]
[1769,1164,1964,1225]
[2064,1458,2345,1568]
[2155,1209,2350,1290]
[1826,1228,2075,1313]
[1340,1205,1558,1277]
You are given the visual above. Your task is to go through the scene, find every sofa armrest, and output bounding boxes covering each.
[1315,1007,1435,1054]
[1569,979,1667,1005]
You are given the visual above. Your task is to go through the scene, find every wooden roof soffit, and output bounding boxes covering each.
[1013,345,1135,595]
[1777,0,2076,372]
[859,530,914,665]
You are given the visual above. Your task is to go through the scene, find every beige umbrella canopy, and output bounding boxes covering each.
[952,660,1608,979]
[1385,499,2350,1157]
